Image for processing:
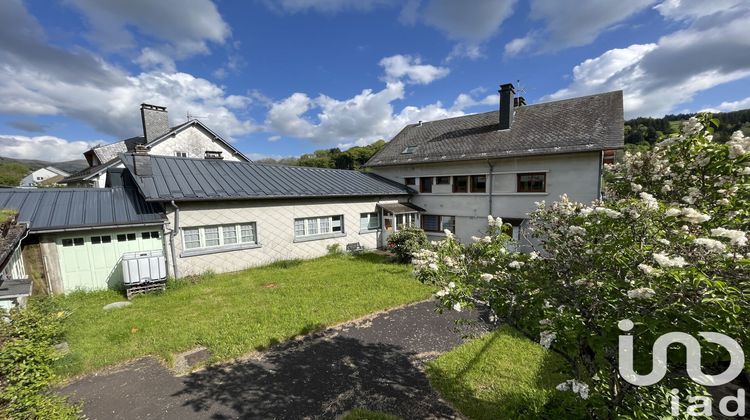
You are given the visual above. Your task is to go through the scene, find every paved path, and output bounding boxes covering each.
[61,300,490,419]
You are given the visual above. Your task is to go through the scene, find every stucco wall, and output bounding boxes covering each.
[149,125,243,161]
[371,152,602,243]
[20,168,60,186]
[166,197,400,277]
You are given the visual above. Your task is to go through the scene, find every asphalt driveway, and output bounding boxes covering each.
[61,300,491,419]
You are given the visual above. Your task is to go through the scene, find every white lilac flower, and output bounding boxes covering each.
[529,251,539,260]
[480,273,494,281]
[637,263,661,276]
[574,278,593,287]
[579,207,593,217]
[717,198,730,206]
[639,192,658,210]
[653,252,688,268]
[681,208,711,224]
[428,263,439,271]
[508,261,524,269]
[444,229,454,238]
[435,288,449,297]
[682,196,696,205]
[711,228,748,247]
[631,183,643,192]
[661,184,672,193]
[694,238,727,253]
[538,318,552,326]
[471,236,481,242]
[568,226,586,236]
[487,215,495,226]
[627,287,656,300]
[657,238,670,246]
[665,208,682,217]
[482,236,492,243]
[592,207,622,218]
[741,167,750,175]
[448,281,456,289]
[539,331,556,349]
[556,380,590,400]
[727,130,749,159]
[452,302,462,312]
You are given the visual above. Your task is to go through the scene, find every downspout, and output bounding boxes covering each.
[597,151,604,200]
[169,200,180,279]
[487,160,494,216]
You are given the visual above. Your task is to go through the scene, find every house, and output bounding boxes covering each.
[366,83,624,244]
[61,104,250,187]
[0,212,32,309]
[19,166,70,187]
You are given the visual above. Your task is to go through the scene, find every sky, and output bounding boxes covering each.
[0,0,749,162]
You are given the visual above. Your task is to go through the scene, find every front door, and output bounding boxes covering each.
[382,212,395,248]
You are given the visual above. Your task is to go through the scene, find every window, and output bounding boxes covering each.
[396,213,417,228]
[101,235,112,243]
[92,236,101,244]
[127,233,136,241]
[150,231,159,239]
[419,177,433,193]
[517,173,546,192]
[360,212,380,231]
[436,176,451,185]
[116,233,136,242]
[402,145,418,154]
[62,238,84,247]
[117,234,127,242]
[421,215,455,233]
[175,151,188,158]
[404,177,416,186]
[205,150,223,159]
[74,238,84,246]
[294,215,344,239]
[603,149,616,164]
[470,175,487,193]
[452,176,469,193]
[183,223,258,251]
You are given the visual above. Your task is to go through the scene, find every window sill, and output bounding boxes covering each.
[293,232,346,243]
[181,242,261,257]
[492,192,549,196]
[358,229,380,235]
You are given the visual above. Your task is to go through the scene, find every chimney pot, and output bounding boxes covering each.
[140,103,169,143]
[514,96,526,107]
[498,83,515,130]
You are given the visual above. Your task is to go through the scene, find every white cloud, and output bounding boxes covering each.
[0,134,102,161]
[0,0,257,150]
[544,3,750,118]
[420,0,517,41]
[701,97,750,113]
[265,80,496,146]
[379,55,450,85]
[654,0,745,20]
[65,0,230,56]
[528,0,656,51]
[504,35,535,57]
[134,48,176,72]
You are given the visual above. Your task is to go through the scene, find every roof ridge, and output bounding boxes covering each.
[137,153,371,175]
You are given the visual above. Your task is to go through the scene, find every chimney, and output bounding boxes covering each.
[514,97,526,107]
[132,144,152,177]
[140,103,169,143]
[498,83,515,130]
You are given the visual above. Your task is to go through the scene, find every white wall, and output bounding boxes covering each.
[372,152,602,243]
[149,125,243,161]
[165,196,401,277]
[20,167,60,186]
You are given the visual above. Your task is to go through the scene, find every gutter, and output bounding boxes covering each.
[29,221,164,234]
[169,200,180,279]
[487,160,494,216]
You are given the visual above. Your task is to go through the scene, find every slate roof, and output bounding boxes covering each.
[0,188,165,232]
[0,223,27,275]
[366,90,624,167]
[121,154,412,202]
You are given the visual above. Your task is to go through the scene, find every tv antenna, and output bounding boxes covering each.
[515,79,528,96]
[186,111,207,121]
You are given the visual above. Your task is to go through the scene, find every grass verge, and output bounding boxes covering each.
[426,326,571,419]
[55,252,432,378]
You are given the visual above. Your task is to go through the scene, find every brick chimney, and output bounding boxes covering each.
[132,144,152,177]
[140,103,169,143]
[498,83,515,130]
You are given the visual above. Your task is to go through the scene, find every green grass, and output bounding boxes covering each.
[55,253,433,378]
[426,326,572,420]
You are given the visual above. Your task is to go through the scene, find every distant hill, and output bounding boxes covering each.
[625,108,750,145]
[0,156,88,174]
[257,140,387,170]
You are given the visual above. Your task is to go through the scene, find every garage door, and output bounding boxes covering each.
[56,228,164,292]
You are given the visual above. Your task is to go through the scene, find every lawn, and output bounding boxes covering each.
[426,326,573,419]
[55,253,433,378]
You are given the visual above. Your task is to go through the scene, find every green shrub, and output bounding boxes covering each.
[387,226,428,262]
[326,243,343,255]
[0,299,79,419]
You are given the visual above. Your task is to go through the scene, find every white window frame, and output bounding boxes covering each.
[182,223,258,252]
[359,212,380,232]
[294,215,344,240]
[174,151,188,157]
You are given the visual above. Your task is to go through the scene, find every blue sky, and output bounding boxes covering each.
[1,0,749,162]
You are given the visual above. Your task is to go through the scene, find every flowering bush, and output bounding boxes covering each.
[387,226,428,262]
[412,115,749,417]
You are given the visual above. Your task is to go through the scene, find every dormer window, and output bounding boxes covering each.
[402,146,418,154]
[205,151,223,159]
[175,151,187,157]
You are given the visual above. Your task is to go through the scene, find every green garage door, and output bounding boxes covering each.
[56,228,164,292]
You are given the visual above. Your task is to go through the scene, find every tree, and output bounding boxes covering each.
[0,162,29,186]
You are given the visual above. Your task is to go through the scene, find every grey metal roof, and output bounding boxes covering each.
[0,188,165,232]
[366,90,624,167]
[377,202,425,214]
[0,278,32,299]
[121,154,412,202]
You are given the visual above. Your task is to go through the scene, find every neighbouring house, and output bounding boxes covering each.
[60,104,250,187]
[366,83,624,244]
[120,152,411,277]
[19,166,70,187]
[0,212,32,308]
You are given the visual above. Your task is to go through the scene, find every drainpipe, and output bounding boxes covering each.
[487,160,494,216]
[169,200,180,279]
[597,151,604,201]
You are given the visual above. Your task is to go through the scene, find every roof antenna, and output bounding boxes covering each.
[515,79,528,96]
[186,111,207,121]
